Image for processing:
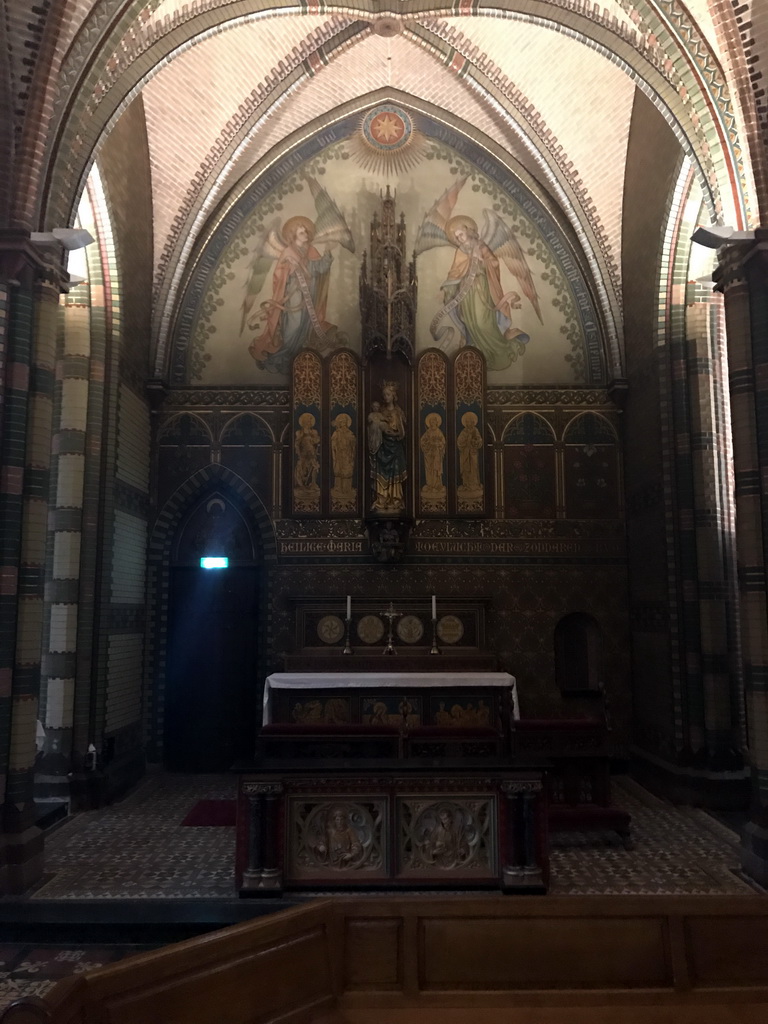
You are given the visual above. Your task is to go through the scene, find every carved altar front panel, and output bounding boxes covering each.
[289,797,388,880]
[398,795,496,878]
[236,770,546,893]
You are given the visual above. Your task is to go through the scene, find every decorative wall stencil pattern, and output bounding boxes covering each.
[503,412,557,519]
[173,109,603,388]
[564,413,620,520]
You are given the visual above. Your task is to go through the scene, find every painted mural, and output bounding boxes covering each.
[175,106,603,388]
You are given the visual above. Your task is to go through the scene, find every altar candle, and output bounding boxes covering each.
[432,594,437,620]
[347,595,352,620]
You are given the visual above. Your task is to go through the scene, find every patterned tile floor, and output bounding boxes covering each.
[0,772,763,1013]
[24,771,762,899]
[0,943,153,1010]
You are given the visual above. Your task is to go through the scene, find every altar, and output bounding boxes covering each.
[235,759,546,895]
[262,671,520,725]
[236,664,546,896]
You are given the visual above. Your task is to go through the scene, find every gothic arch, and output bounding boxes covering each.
[144,464,276,759]
[157,412,213,444]
[219,412,274,445]
[502,411,556,443]
[562,411,619,445]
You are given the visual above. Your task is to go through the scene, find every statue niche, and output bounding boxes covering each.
[368,379,407,515]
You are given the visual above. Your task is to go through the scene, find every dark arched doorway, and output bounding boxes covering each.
[164,493,260,770]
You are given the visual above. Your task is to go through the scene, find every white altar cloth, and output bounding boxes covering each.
[263,671,518,723]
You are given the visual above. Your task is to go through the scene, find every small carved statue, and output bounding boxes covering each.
[457,411,483,500]
[420,412,447,499]
[294,412,321,493]
[368,381,407,513]
[331,413,356,505]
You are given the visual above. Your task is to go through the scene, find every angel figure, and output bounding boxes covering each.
[415,177,543,372]
[240,175,355,374]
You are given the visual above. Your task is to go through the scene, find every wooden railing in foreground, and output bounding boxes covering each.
[2,896,768,1023]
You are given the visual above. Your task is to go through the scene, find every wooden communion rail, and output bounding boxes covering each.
[2,896,768,1024]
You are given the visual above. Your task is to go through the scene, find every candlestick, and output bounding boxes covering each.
[342,617,353,655]
[430,616,441,655]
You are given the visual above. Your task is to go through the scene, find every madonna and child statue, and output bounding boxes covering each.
[368,380,407,514]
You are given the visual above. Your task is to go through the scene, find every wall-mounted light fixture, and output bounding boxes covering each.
[30,228,94,250]
[691,225,755,248]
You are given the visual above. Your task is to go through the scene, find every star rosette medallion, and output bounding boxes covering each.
[352,104,424,173]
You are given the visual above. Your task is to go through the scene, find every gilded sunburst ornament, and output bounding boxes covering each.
[351,104,425,175]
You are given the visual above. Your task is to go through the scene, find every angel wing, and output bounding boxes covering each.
[414,177,468,255]
[239,220,284,335]
[304,175,355,253]
[481,209,543,323]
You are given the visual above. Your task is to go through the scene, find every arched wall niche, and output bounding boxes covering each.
[168,101,608,392]
[554,612,604,694]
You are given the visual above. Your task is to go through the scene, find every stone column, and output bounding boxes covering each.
[36,288,92,807]
[668,291,744,771]
[240,782,283,893]
[0,231,65,893]
[500,778,546,892]
[716,231,768,884]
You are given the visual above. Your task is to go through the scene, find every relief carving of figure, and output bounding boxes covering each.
[331,413,356,506]
[312,805,365,869]
[420,413,446,500]
[457,411,483,500]
[368,381,407,513]
[293,412,320,496]
[418,805,471,870]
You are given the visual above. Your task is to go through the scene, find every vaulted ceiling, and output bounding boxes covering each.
[5,1,768,375]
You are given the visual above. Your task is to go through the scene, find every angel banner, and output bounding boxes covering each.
[240,176,355,374]
[415,177,543,372]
